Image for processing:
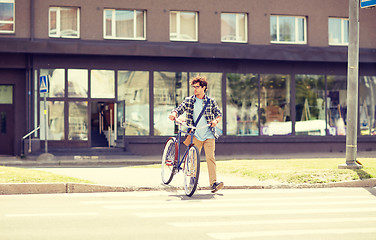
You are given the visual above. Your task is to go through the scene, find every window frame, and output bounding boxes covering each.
[270,15,307,45]
[103,9,146,40]
[170,11,198,42]
[328,17,349,46]
[0,0,15,34]
[48,6,80,39]
[221,12,248,43]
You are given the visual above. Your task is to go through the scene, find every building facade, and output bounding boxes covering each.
[0,0,375,156]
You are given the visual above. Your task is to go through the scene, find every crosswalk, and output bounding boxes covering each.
[83,188,376,240]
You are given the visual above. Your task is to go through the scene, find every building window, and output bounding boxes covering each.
[270,15,306,44]
[328,18,349,46]
[260,74,291,136]
[68,101,88,140]
[68,69,88,98]
[117,71,150,136]
[359,76,376,136]
[226,73,258,136]
[49,7,80,38]
[154,72,188,135]
[170,11,198,41]
[221,13,247,43]
[40,101,65,140]
[0,0,14,33]
[0,85,13,104]
[40,69,65,98]
[295,75,326,136]
[104,9,146,40]
[91,70,115,99]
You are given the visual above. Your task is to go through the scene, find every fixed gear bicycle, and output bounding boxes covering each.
[161,118,207,197]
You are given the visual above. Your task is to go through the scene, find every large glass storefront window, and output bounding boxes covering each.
[68,69,88,98]
[40,101,64,140]
[40,69,65,97]
[68,101,88,140]
[360,76,376,136]
[190,72,223,133]
[260,74,291,136]
[327,75,347,136]
[226,73,258,136]
[154,72,188,136]
[118,71,149,136]
[295,75,326,135]
[91,70,115,98]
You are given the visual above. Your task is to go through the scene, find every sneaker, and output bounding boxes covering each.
[211,182,224,193]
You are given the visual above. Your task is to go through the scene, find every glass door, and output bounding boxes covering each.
[116,100,125,147]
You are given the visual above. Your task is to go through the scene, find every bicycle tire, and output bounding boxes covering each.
[183,145,200,197]
[161,137,176,184]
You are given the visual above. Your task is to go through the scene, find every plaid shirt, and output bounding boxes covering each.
[173,95,222,139]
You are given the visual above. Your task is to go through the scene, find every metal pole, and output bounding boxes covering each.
[44,94,48,153]
[339,0,362,169]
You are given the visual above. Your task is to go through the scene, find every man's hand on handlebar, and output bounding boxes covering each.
[168,112,177,121]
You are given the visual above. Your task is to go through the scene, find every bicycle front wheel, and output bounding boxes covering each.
[161,137,176,184]
[183,145,200,197]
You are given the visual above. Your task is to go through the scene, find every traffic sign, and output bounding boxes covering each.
[361,0,376,8]
[39,75,49,93]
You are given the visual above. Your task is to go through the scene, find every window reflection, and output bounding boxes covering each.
[360,76,376,136]
[260,74,291,136]
[68,69,88,98]
[68,101,88,140]
[91,70,115,98]
[40,69,65,97]
[154,72,188,135]
[40,101,64,140]
[327,75,347,136]
[118,71,149,136]
[226,73,258,136]
[295,75,326,136]
[190,72,223,133]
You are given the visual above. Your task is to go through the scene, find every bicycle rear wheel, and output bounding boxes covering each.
[161,137,176,184]
[183,145,200,197]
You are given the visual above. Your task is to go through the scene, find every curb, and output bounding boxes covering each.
[1,178,375,195]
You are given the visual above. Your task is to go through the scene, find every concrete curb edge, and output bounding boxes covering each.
[1,178,375,195]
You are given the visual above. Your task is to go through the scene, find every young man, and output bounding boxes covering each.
[168,76,224,193]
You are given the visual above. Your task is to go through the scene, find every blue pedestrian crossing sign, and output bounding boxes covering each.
[361,0,376,8]
[40,75,49,93]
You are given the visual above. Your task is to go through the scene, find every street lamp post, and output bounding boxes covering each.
[339,0,362,169]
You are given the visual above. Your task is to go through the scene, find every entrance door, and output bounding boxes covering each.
[90,102,115,147]
[0,85,14,155]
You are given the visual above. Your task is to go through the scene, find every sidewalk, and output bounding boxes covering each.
[0,151,376,195]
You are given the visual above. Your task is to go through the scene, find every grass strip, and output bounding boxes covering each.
[0,166,92,184]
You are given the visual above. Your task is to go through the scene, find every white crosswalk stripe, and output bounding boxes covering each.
[83,188,376,240]
[168,217,376,227]
[207,228,376,240]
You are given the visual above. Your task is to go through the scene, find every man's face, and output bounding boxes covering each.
[192,83,205,97]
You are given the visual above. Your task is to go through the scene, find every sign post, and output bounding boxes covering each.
[339,0,363,169]
[40,76,49,154]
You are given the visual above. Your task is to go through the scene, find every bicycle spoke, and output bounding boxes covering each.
[183,145,200,197]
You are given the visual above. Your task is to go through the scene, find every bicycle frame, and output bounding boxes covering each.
[174,125,194,172]
[170,118,209,172]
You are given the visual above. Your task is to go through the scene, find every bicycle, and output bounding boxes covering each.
[161,118,208,197]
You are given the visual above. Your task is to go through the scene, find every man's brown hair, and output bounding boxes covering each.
[191,75,208,92]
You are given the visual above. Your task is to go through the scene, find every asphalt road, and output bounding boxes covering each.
[1,188,376,240]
